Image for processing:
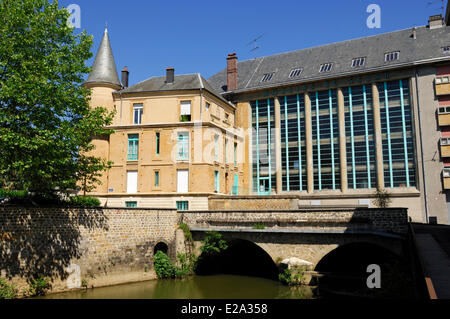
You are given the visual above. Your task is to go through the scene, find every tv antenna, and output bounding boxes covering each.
[427,0,444,16]
[246,33,266,57]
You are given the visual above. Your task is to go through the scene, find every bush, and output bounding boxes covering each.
[252,223,265,229]
[69,196,100,207]
[373,187,392,208]
[0,278,16,299]
[278,266,308,286]
[199,231,228,256]
[153,251,176,279]
[0,189,29,200]
[27,276,51,296]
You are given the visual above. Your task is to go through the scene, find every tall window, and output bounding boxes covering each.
[177,132,189,160]
[251,98,276,195]
[311,89,340,190]
[225,139,228,163]
[126,171,138,193]
[154,171,160,187]
[127,134,139,161]
[133,104,143,124]
[378,79,416,188]
[214,170,220,192]
[234,142,237,167]
[156,132,160,155]
[343,85,376,189]
[180,101,191,122]
[280,94,306,191]
[177,170,189,193]
[214,135,219,161]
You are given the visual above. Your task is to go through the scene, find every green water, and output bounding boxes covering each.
[36,275,314,299]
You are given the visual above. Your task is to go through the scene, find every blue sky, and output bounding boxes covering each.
[58,0,447,85]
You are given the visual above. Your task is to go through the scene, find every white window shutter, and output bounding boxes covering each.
[127,171,138,193]
[180,101,191,115]
[177,170,189,193]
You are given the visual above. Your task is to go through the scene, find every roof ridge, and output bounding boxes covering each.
[237,25,429,64]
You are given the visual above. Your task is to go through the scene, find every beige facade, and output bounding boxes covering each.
[86,85,244,210]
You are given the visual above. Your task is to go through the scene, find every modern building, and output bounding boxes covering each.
[85,13,450,224]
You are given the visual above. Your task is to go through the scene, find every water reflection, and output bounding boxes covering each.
[36,275,314,299]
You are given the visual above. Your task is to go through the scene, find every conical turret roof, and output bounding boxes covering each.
[86,28,121,87]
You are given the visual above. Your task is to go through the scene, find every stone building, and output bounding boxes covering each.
[85,14,450,225]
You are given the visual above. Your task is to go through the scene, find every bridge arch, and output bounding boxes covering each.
[195,238,279,280]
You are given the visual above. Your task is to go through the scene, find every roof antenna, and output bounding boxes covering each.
[427,0,444,16]
[246,33,266,59]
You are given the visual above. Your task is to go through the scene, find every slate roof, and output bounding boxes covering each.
[208,25,450,94]
[116,73,232,106]
[86,28,121,87]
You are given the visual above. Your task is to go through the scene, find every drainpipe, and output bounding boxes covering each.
[415,69,429,223]
[120,92,123,125]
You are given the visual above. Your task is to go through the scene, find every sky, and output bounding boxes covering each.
[58,0,448,85]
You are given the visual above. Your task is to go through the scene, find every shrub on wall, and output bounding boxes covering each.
[26,276,51,296]
[68,196,100,207]
[0,278,16,299]
[199,231,228,256]
[153,251,176,279]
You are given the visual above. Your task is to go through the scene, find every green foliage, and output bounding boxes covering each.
[373,187,392,208]
[199,231,228,256]
[0,0,114,197]
[180,114,190,122]
[153,251,176,279]
[68,195,100,207]
[278,266,308,286]
[0,278,16,299]
[178,223,193,243]
[176,253,197,277]
[252,223,265,229]
[0,189,28,200]
[81,278,88,289]
[27,276,51,296]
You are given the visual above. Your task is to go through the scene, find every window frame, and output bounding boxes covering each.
[177,132,189,160]
[384,51,399,62]
[127,134,139,161]
[351,57,366,68]
[261,73,274,82]
[319,63,333,73]
[289,68,303,78]
[154,170,160,187]
[133,103,143,125]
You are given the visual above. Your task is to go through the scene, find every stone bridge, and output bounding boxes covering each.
[178,207,408,269]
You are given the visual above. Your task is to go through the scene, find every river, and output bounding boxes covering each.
[36,275,315,299]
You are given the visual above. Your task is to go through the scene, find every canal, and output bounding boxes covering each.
[35,275,314,299]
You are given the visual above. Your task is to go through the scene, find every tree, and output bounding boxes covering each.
[373,187,392,208]
[0,0,114,197]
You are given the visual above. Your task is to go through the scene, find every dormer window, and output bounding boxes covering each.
[319,63,333,73]
[289,68,303,78]
[351,57,366,68]
[443,46,450,54]
[261,73,274,82]
[385,51,399,62]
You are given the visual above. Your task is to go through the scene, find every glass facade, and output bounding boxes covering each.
[280,94,306,191]
[378,79,416,187]
[343,85,376,189]
[251,98,276,195]
[311,89,340,190]
[250,78,417,195]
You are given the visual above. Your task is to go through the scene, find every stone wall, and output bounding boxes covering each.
[181,208,408,235]
[0,207,178,296]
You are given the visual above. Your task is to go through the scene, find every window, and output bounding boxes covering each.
[154,171,160,187]
[351,57,366,68]
[261,73,274,82]
[225,139,228,163]
[234,142,237,166]
[441,137,450,145]
[444,167,450,177]
[177,169,189,193]
[385,51,399,62]
[127,134,139,161]
[205,102,210,111]
[232,174,239,195]
[177,132,189,160]
[155,132,160,155]
[176,201,189,211]
[214,135,219,161]
[133,104,143,124]
[438,106,450,114]
[443,46,450,53]
[289,68,303,78]
[180,101,191,122]
[225,113,229,122]
[436,76,450,84]
[319,63,333,72]
[126,171,138,194]
[125,201,137,208]
[214,170,220,192]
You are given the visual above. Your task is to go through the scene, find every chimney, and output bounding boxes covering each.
[227,53,238,91]
[429,14,444,29]
[166,67,174,84]
[412,27,417,39]
[121,67,129,88]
